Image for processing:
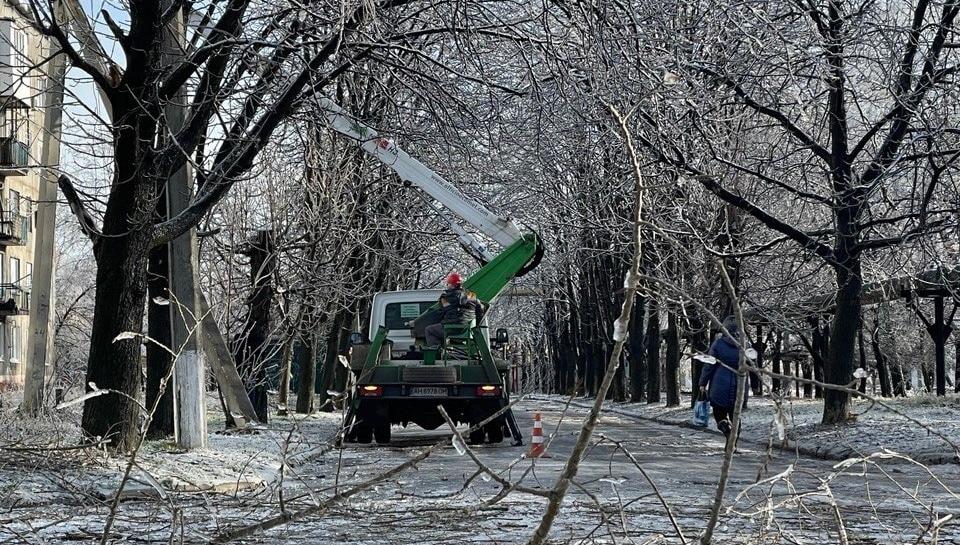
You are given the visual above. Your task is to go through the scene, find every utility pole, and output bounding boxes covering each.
[22,0,68,415]
[164,2,206,449]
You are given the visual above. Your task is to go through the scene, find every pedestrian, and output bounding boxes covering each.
[425,272,483,347]
[698,316,748,442]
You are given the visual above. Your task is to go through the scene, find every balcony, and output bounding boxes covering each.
[0,283,28,317]
[0,210,24,246]
[0,137,28,176]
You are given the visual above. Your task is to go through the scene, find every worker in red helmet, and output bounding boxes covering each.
[445,272,462,288]
[425,271,482,348]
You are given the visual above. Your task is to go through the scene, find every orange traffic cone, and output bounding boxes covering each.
[528,411,547,458]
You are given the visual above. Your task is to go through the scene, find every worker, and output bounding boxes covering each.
[425,272,483,347]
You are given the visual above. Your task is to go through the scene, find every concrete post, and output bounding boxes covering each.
[164,3,206,449]
[22,0,68,415]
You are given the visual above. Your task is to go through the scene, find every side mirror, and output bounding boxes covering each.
[744,348,758,361]
[349,331,364,345]
[495,328,509,345]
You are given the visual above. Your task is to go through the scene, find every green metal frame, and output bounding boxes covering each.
[470,326,501,383]
[359,326,389,383]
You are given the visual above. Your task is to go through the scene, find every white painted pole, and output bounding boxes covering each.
[22,0,68,415]
[164,2,206,449]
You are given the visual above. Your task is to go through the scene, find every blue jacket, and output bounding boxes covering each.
[698,336,747,409]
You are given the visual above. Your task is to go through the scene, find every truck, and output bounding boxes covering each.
[320,99,542,445]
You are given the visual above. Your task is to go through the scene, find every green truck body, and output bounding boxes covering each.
[343,234,541,445]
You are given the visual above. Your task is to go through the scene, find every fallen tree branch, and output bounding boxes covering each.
[211,396,530,543]
[601,434,688,544]
[57,174,103,245]
[437,405,551,499]
[209,445,436,544]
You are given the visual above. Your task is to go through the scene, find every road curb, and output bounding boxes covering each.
[527,395,959,466]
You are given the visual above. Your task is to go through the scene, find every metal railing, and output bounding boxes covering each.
[0,283,28,314]
[0,210,23,244]
[0,136,28,168]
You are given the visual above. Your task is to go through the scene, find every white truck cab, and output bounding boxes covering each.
[368,289,442,357]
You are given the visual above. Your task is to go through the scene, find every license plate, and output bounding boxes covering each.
[409,386,448,397]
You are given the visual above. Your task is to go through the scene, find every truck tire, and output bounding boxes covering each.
[485,422,504,444]
[469,426,486,445]
[356,424,373,444]
[374,424,392,444]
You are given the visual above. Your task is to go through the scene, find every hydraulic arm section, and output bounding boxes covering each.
[320,99,543,301]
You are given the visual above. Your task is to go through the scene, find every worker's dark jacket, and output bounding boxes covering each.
[698,335,747,409]
[439,288,481,325]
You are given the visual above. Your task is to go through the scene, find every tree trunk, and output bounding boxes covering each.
[664,309,680,406]
[645,298,660,403]
[145,240,174,439]
[802,358,813,398]
[276,333,294,416]
[234,230,275,423]
[544,298,564,393]
[749,325,764,396]
[771,331,782,394]
[870,318,893,397]
[892,364,908,396]
[564,276,582,395]
[857,322,868,394]
[955,339,960,394]
[822,262,862,424]
[331,308,356,401]
[316,310,347,412]
[628,297,646,402]
[295,331,317,414]
[688,315,709,407]
[81,231,153,450]
[809,318,826,398]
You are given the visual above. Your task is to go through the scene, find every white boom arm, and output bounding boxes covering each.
[320,99,523,260]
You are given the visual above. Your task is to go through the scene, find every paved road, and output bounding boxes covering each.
[249,401,960,544]
[3,400,956,544]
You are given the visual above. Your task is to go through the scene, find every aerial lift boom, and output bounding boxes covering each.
[319,99,542,302]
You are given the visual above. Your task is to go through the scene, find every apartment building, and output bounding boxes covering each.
[0,1,46,387]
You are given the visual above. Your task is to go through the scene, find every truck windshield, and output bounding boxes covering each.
[383,301,436,330]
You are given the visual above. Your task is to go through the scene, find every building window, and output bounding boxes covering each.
[24,261,30,310]
[8,189,20,214]
[6,322,19,363]
[0,105,30,143]
[12,27,26,69]
[9,256,19,285]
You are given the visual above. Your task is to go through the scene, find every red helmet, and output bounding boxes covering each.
[445,272,463,288]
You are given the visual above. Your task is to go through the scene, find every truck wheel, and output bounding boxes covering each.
[485,422,504,444]
[356,424,373,444]
[374,424,392,444]
[469,426,486,445]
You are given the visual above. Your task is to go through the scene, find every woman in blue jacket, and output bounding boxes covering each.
[698,317,748,440]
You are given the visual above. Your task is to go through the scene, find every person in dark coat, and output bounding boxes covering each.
[698,316,748,440]
[425,272,483,347]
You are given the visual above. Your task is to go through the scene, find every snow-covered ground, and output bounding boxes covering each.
[536,392,960,464]
[1,392,958,543]
[0,392,341,508]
